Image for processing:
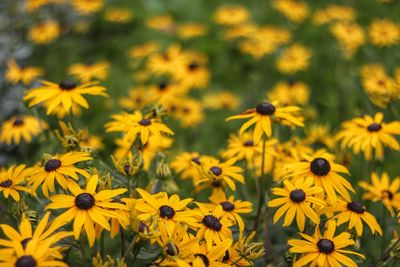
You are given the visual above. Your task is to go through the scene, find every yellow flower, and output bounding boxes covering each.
[214,5,249,26]
[202,91,240,111]
[288,220,365,267]
[28,20,60,45]
[0,165,32,201]
[6,59,43,85]
[276,44,312,74]
[336,113,400,160]
[273,0,310,23]
[25,0,52,12]
[196,157,244,191]
[24,80,107,117]
[146,14,175,32]
[72,0,104,14]
[128,42,160,59]
[147,44,186,75]
[139,135,173,171]
[166,97,205,128]
[222,132,262,163]
[119,86,155,111]
[0,115,47,145]
[304,124,336,149]
[177,23,207,39]
[104,8,133,23]
[171,152,205,184]
[105,111,174,145]
[68,61,110,83]
[208,191,252,232]
[0,212,72,256]
[327,199,382,236]
[368,19,400,47]
[267,80,310,106]
[330,22,365,59]
[194,203,233,250]
[28,151,92,197]
[284,151,354,203]
[46,175,128,246]
[268,178,326,231]
[135,189,196,231]
[359,172,400,215]
[173,60,210,90]
[313,5,356,25]
[226,101,304,144]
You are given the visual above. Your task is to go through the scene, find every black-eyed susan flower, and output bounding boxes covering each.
[222,132,262,163]
[288,220,365,267]
[330,22,365,59]
[359,172,400,215]
[304,124,336,150]
[214,5,249,26]
[104,8,133,23]
[25,0,52,12]
[119,86,155,111]
[197,157,244,191]
[72,0,104,14]
[276,44,312,74]
[105,111,174,145]
[24,80,107,117]
[135,189,196,231]
[368,19,400,47]
[0,212,72,255]
[194,203,233,250]
[148,81,185,106]
[267,80,310,106]
[28,151,92,197]
[147,44,186,75]
[146,14,175,32]
[154,223,196,266]
[68,61,110,83]
[226,101,304,144]
[208,191,252,232]
[336,113,400,161]
[326,199,382,236]
[0,236,68,267]
[285,151,354,203]
[28,20,60,45]
[202,91,240,111]
[0,165,32,201]
[46,175,127,246]
[312,5,356,25]
[139,135,173,171]
[166,97,205,128]
[268,178,326,231]
[177,23,208,39]
[6,59,43,85]
[272,0,310,23]
[171,152,205,183]
[0,115,47,145]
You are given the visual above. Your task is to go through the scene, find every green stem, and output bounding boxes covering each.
[253,138,266,231]
[123,236,136,261]
[100,231,105,258]
[381,205,387,256]
[79,238,87,263]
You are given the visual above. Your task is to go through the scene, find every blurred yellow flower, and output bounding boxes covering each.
[68,61,110,83]
[6,59,43,85]
[368,19,400,47]
[0,115,47,145]
[28,21,60,45]
[276,44,312,74]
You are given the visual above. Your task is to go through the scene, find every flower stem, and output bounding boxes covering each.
[123,236,136,261]
[79,238,87,263]
[253,138,266,231]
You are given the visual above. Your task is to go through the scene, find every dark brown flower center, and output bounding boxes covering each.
[310,158,331,176]
[347,201,365,214]
[15,256,37,267]
[139,221,149,233]
[75,193,95,210]
[13,116,24,126]
[166,242,179,256]
[210,166,222,176]
[211,180,222,188]
[317,239,335,254]
[367,123,382,132]
[21,238,32,249]
[256,102,276,115]
[59,80,77,90]
[139,119,151,126]
[289,189,306,203]
[194,254,210,266]
[159,205,175,219]
[243,140,254,146]
[221,201,235,211]
[202,215,222,231]
[191,157,201,165]
[382,190,394,200]
[158,82,168,91]
[287,79,296,87]
[44,159,62,172]
[0,179,13,188]
[188,62,199,71]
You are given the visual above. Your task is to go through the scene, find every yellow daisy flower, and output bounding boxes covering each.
[72,0,104,14]
[68,61,110,83]
[28,20,60,45]
[214,5,249,26]
[0,115,47,145]
[24,80,107,117]
[6,59,43,85]
[202,91,240,111]
[104,8,133,23]
[267,80,310,106]
[226,101,304,144]
[119,86,155,111]
[330,22,365,59]
[276,43,312,74]
[222,132,263,163]
[194,203,233,250]
[268,178,326,231]
[368,18,400,47]
[177,23,207,39]
[128,42,160,59]
[208,191,252,232]
[28,151,92,197]
[272,0,310,23]
[359,172,400,215]
[288,220,365,267]
[171,152,205,183]
[336,112,400,160]
[284,151,354,203]
[196,157,244,191]
[105,110,174,145]
[46,175,128,246]
[0,165,32,201]
[327,199,382,236]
